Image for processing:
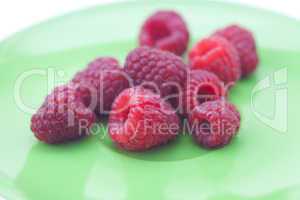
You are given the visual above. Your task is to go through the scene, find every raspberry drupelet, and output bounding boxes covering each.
[188,100,240,149]
[124,47,187,108]
[72,57,130,116]
[189,36,241,84]
[108,87,180,151]
[213,24,259,77]
[31,84,96,144]
[139,10,189,56]
[179,70,226,116]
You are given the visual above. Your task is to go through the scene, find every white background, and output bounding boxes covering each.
[0,0,299,40]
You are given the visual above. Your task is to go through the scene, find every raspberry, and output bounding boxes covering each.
[188,100,240,149]
[108,87,180,151]
[213,25,259,77]
[179,70,226,116]
[188,36,241,84]
[31,84,96,144]
[124,47,187,107]
[72,57,129,115]
[139,10,189,56]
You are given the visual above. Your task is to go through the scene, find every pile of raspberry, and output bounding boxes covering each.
[31,10,259,151]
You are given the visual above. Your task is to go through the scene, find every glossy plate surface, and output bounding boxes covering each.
[0,1,300,199]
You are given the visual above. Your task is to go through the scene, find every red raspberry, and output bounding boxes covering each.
[72,57,129,115]
[188,100,240,149]
[213,25,259,77]
[108,87,180,151]
[139,10,189,56]
[188,36,241,84]
[31,84,96,144]
[179,70,226,116]
[124,47,187,107]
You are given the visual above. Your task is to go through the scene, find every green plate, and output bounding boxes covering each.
[1,1,300,199]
